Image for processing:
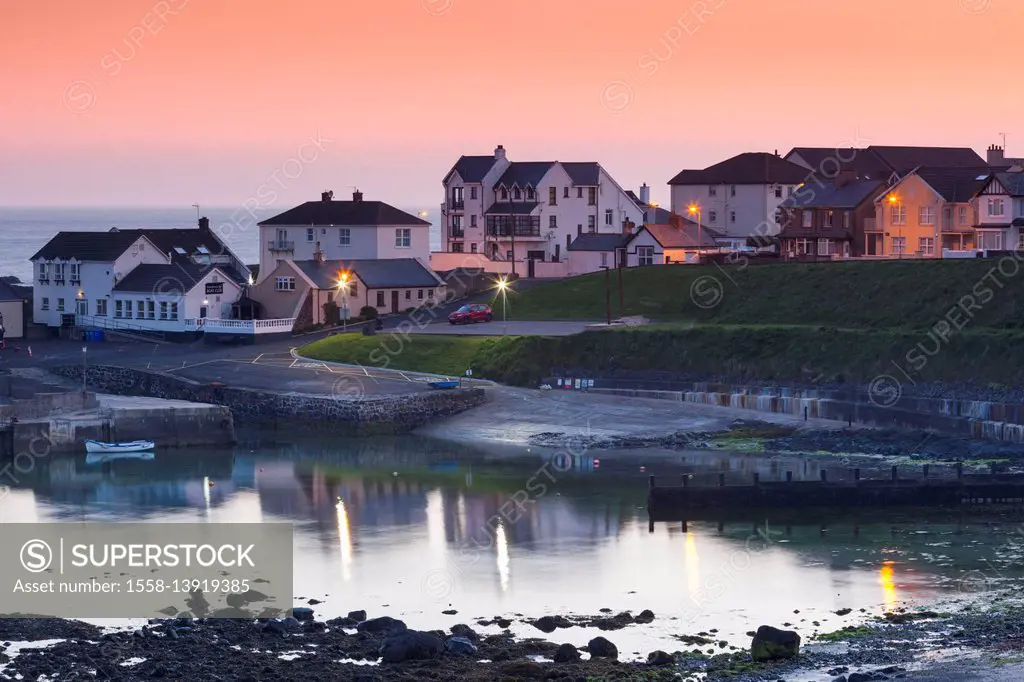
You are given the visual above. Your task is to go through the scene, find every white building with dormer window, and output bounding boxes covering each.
[973,171,1024,251]
[437,145,643,269]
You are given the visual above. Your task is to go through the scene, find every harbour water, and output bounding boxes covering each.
[0,206,443,283]
[2,430,1022,659]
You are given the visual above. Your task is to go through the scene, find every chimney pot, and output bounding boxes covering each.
[198,216,210,230]
[321,190,334,202]
[494,145,506,161]
[352,189,363,202]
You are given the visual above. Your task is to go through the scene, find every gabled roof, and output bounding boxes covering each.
[258,199,429,227]
[561,162,601,186]
[644,206,673,224]
[113,263,228,293]
[913,166,993,202]
[780,178,887,210]
[625,190,643,205]
[991,172,1024,197]
[668,153,810,186]
[785,147,891,177]
[444,155,498,184]
[868,146,986,174]
[0,278,22,301]
[494,162,555,189]
[485,202,541,215]
[293,258,444,290]
[30,231,154,262]
[116,227,228,262]
[633,222,721,249]
[567,233,629,252]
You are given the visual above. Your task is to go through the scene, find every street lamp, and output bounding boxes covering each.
[687,203,702,264]
[495,276,509,335]
[337,271,351,331]
[888,195,902,259]
[81,346,87,395]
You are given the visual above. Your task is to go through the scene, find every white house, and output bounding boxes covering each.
[29,219,267,340]
[437,145,644,269]
[256,190,431,283]
[668,152,813,248]
[973,171,1024,251]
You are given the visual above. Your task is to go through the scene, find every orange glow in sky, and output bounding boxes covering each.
[1,0,1020,207]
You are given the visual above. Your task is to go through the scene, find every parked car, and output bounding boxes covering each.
[448,304,493,324]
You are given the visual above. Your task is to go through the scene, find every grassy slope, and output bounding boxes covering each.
[300,333,493,377]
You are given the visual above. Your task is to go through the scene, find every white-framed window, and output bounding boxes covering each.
[549,215,557,228]
[170,302,178,320]
[470,243,477,253]
[605,209,613,226]
[600,252,608,266]
[892,236,906,255]
[376,291,385,307]
[470,215,477,228]
[41,297,49,311]
[587,188,596,206]
[275,277,295,291]
[418,289,424,300]
[978,231,1003,250]
[69,262,80,282]
[919,206,935,225]
[57,298,65,312]
[843,211,851,229]
[823,211,833,228]
[730,185,736,197]
[306,228,315,242]
[988,198,1005,217]
[526,187,535,201]
[95,299,107,316]
[395,228,411,248]
[427,289,434,299]
[919,237,935,255]
[513,188,522,200]
[124,300,133,317]
[1018,232,1024,250]
[37,262,49,282]
[146,300,155,319]
[802,211,813,228]
[708,210,718,223]
[943,207,953,229]
[549,187,557,206]
[587,216,596,232]
[795,238,812,255]
[729,210,736,223]
[708,186,717,197]
[500,188,508,200]
[339,228,350,246]
[890,204,906,225]
[959,206,968,224]
[576,187,583,198]
[54,263,66,282]
[775,186,783,198]
[817,238,833,255]
[638,246,654,266]
[563,187,569,198]
[788,186,795,196]
[159,301,168,320]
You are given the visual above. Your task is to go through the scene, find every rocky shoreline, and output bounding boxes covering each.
[3,595,1024,681]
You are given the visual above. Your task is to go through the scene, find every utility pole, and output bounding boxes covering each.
[617,263,624,317]
[192,204,200,222]
[603,266,611,325]
[509,198,517,277]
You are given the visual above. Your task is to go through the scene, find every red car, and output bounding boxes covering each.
[448,303,493,324]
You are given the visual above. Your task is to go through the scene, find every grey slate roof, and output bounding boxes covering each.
[993,172,1024,197]
[561,162,600,186]
[785,147,891,177]
[669,153,810,186]
[485,202,540,215]
[258,199,429,227]
[914,167,992,202]
[0,278,22,301]
[293,258,444,290]
[444,155,498,184]
[781,179,886,209]
[495,162,555,188]
[870,146,986,174]
[31,231,148,261]
[645,206,673,224]
[567,233,629,252]
[113,263,223,293]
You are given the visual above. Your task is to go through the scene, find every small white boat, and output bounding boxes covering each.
[84,439,155,454]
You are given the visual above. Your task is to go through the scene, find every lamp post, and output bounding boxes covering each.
[888,195,902,259]
[337,271,350,331]
[600,266,611,325]
[81,346,87,395]
[496,276,509,335]
[688,203,702,264]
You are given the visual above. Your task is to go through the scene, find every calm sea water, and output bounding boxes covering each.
[0,207,442,283]
[2,431,1018,658]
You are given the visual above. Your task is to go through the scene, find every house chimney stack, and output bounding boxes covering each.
[198,216,210,230]
[494,144,506,161]
[639,183,650,205]
[352,189,363,202]
[988,144,1006,166]
[313,241,325,264]
[321,190,334,202]
[622,218,635,235]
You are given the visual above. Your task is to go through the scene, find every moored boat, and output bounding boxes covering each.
[84,439,155,454]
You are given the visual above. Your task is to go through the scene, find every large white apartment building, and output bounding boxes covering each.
[439,145,644,266]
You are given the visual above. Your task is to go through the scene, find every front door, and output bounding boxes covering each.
[527,258,536,278]
[199,306,208,319]
[391,291,399,314]
[76,299,88,317]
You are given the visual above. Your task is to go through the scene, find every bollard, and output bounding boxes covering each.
[891,465,898,481]
[854,468,861,481]
[923,464,929,479]
[718,473,726,487]
[648,475,655,489]
[820,470,828,483]
[804,406,808,421]
[682,520,688,532]
[786,471,793,482]
[753,473,760,487]
[956,463,963,479]
[682,474,689,487]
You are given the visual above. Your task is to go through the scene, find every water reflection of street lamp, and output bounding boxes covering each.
[495,276,509,335]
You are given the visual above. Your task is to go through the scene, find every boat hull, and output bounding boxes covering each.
[84,439,155,454]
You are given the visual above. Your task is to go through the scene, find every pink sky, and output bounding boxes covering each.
[0,0,1019,209]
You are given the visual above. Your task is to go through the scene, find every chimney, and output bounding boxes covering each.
[321,190,333,202]
[835,169,857,188]
[988,144,1006,166]
[639,183,650,206]
[669,213,682,229]
[313,241,325,264]
[352,189,363,202]
[774,149,779,156]
[622,218,635,235]
[494,144,506,161]
[198,216,210,230]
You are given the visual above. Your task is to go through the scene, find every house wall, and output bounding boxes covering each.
[623,230,666,267]
[567,250,613,276]
[33,236,169,327]
[248,261,313,320]
[108,268,244,331]
[442,159,511,255]
[873,175,942,257]
[670,183,796,243]
[0,300,24,338]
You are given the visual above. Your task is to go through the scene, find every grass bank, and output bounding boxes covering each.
[300,333,494,377]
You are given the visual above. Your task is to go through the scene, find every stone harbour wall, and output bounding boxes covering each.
[50,365,487,435]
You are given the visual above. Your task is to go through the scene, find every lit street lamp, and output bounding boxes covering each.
[888,195,902,260]
[495,276,509,335]
[337,271,351,331]
[687,203,702,264]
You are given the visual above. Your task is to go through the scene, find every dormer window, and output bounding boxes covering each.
[525,187,535,201]
[70,262,81,283]
[513,188,522,200]
[38,262,49,282]
[500,188,508,200]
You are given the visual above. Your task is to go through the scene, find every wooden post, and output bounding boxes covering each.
[854,468,861,482]
[923,464,929,479]
[648,518,654,533]
[786,471,793,482]
[648,475,655,489]
[682,475,689,487]
[718,473,726,487]
[820,470,828,482]
[753,473,760,487]
[804,406,808,421]
[682,520,687,532]
[891,465,898,481]
[956,463,963,479]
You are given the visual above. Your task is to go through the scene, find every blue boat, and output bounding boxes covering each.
[428,380,460,390]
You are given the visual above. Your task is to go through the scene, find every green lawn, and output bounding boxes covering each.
[300,333,498,377]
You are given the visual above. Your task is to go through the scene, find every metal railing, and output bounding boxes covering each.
[267,240,295,251]
[185,318,296,333]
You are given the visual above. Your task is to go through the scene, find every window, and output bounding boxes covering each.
[605,209,613,226]
[471,243,477,253]
[170,302,178,320]
[795,238,812,255]
[943,207,953,229]
[41,297,49,310]
[587,216,596,232]
[802,212,813,228]
[892,236,906,255]
[470,215,477,228]
[638,246,654,266]
[988,198,1005,217]
[576,187,583,198]
[818,239,833,255]
[349,282,357,297]
[136,301,145,319]
[501,188,508,200]
[395,228,411,248]
[959,206,968,224]
[57,298,65,312]
[406,290,411,300]
[96,299,107,316]
[563,187,569,198]
[450,215,463,232]
[823,210,833,228]
[427,289,434,299]
[730,185,736,197]
[275,277,296,291]
[587,187,597,206]
[339,228,350,246]
[978,231,1003,250]
[549,187,557,205]
[513,188,522,200]
[418,289,424,300]
[843,212,851,229]
[125,300,132,317]
[549,215,557,228]
[526,187,535,200]
[730,210,736,223]
[37,262,49,282]
[376,291,385,307]
[709,210,718,223]
[788,186,795,196]
[159,301,168,320]
[451,242,464,253]
[600,252,608,266]
[709,186,718,197]
[147,300,155,319]
[890,204,906,225]
[54,263,65,282]
[919,237,935,255]
[470,186,477,200]
[70,262,80,282]
[919,206,935,225]
[775,186,783,198]
[1018,232,1024,250]
[307,228,315,242]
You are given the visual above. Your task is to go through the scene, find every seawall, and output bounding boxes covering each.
[50,365,487,435]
